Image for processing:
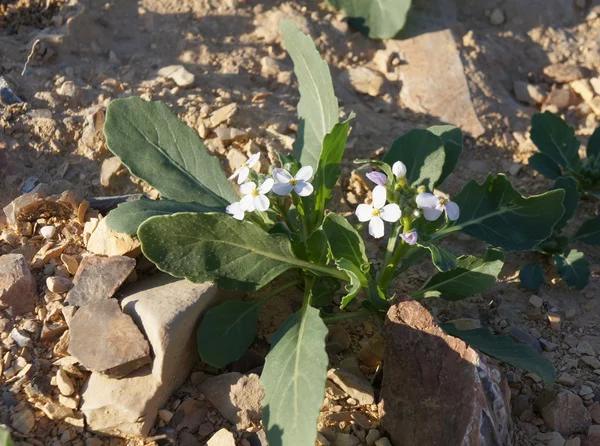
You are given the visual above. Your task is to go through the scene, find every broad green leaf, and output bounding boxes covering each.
[528,153,562,180]
[261,306,329,446]
[311,277,339,307]
[138,213,346,292]
[396,246,428,275]
[450,174,565,251]
[325,0,412,39]
[428,125,463,186]
[412,248,503,300]
[551,176,579,232]
[418,242,457,272]
[574,214,600,245]
[519,263,544,291]
[306,229,330,267]
[440,325,556,387]
[0,428,13,446]
[553,250,590,290]
[280,20,339,171]
[382,129,446,189]
[336,258,367,308]
[587,127,600,158]
[104,97,237,205]
[197,301,259,368]
[530,112,581,172]
[106,198,221,235]
[322,213,369,270]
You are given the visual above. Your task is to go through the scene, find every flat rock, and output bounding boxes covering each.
[3,190,76,225]
[0,253,37,315]
[207,429,236,446]
[65,255,136,306]
[344,67,385,97]
[541,391,592,437]
[157,65,195,88]
[327,369,374,405]
[514,81,547,105]
[209,103,237,127]
[214,127,247,143]
[86,218,141,257]
[543,64,585,83]
[583,425,600,446]
[80,274,220,437]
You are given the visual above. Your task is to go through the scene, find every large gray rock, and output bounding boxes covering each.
[0,253,37,315]
[80,274,220,437]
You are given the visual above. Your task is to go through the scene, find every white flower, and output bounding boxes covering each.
[416,192,460,221]
[272,166,314,197]
[392,161,407,178]
[355,185,402,239]
[226,201,246,220]
[228,152,260,185]
[240,178,274,212]
[400,231,418,245]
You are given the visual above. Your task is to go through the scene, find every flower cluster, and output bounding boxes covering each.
[226,153,314,220]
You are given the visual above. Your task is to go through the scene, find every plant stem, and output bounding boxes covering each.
[321,308,380,324]
[257,279,303,305]
[379,222,401,282]
[302,275,316,309]
[378,216,412,291]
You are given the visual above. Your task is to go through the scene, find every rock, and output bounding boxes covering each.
[540,339,559,352]
[65,255,136,306]
[374,439,392,446]
[489,8,506,25]
[46,276,72,294]
[583,425,600,446]
[56,368,76,396]
[344,67,385,97]
[247,430,268,446]
[86,218,141,257]
[512,394,531,417]
[541,391,592,436]
[80,274,220,436]
[582,356,600,369]
[543,64,585,83]
[58,81,81,101]
[68,299,151,377]
[209,103,237,127]
[327,369,374,405]
[566,438,581,446]
[260,56,280,77]
[509,325,542,353]
[179,431,201,446]
[544,88,574,109]
[40,225,57,239]
[578,340,596,357]
[0,253,37,315]
[100,156,123,187]
[514,81,547,106]
[207,429,235,446]
[378,298,511,446]
[11,407,35,434]
[571,79,596,103]
[366,429,381,446]
[334,433,360,446]
[0,76,23,105]
[589,402,600,423]
[158,65,195,88]
[558,373,576,387]
[358,333,385,367]
[173,398,208,431]
[542,432,566,446]
[199,372,263,430]
[10,327,31,347]
[213,127,248,143]
[590,78,600,95]
[327,324,352,354]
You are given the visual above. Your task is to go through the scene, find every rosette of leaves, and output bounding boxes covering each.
[103,21,562,446]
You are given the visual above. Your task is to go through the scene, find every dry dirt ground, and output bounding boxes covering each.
[1,0,600,445]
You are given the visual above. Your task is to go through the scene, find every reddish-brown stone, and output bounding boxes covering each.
[0,253,37,315]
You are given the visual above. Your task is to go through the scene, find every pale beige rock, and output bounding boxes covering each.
[11,407,35,434]
[214,127,248,143]
[0,253,37,315]
[344,67,385,97]
[158,65,195,88]
[514,81,547,105]
[46,276,72,294]
[260,56,280,77]
[100,156,123,187]
[571,79,596,103]
[327,369,374,405]
[590,77,600,95]
[56,368,76,396]
[209,103,237,127]
[86,218,141,257]
[207,429,236,446]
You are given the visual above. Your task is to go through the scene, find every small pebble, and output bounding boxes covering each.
[56,368,76,396]
[46,276,73,294]
[489,8,505,25]
[40,225,57,239]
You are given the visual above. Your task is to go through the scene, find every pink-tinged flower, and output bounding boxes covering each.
[228,152,260,184]
[366,171,388,186]
[226,201,245,220]
[355,185,402,239]
[239,178,274,212]
[392,161,407,178]
[400,231,418,245]
[272,166,314,197]
[416,192,460,221]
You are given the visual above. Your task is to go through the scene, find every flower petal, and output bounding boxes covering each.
[400,231,418,245]
[295,166,314,181]
[240,194,255,211]
[259,178,274,194]
[228,169,239,181]
[254,194,270,212]
[226,202,241,215]
[272,168,292,184]
[273,182,294,196]
[422,207,443,221]
[369,216,385,239]
[246,152,260,168]
[416,192,439,209]
[239,181,257,196]
[380,204,401,222]
[366,171,388,186]
[445,200,460,221]
[237,167,250,184]
[392,161,407,178]
[372,185,388,209]
[294,181,313,197]
[355,204,374,222]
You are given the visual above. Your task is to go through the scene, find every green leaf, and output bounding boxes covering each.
[336,258,367,308]
[382,129,446,189]
[261,306,329,446]
[528,153,562,180]
[519,263,545,291]
[418,242,457,272]
[553,250,590,290]
[0,428,13,446]
[138,213,346,292]
[306,229,330,266]
[396,246,428,275]
[325,0,411,39]
[587,126,600,158]
[551,176,580,232]
[412,248,503,300]
[428,125,463,186]
[310,277,339,307]
[104,97,237,205]
[440,325,556,387]
[451,174,565,251]
[197,301,259,368]
[574,214,600,245]
[322,213,369,270]
[106,198,221,235]
[530,112,581,172]
[280,20,339,171]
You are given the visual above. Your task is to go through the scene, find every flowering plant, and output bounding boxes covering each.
[103,21,567,446]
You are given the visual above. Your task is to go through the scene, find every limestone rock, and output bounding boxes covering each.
[214,127,248,143]
[209,103,237,127]
[86,218,141,257]
[327,369,374,405]
[0,253,37,315]
[541,391,592,437]
[378,298,511,446]
[207,429,236,446]
[543,64,585,83]
[158,65,195,88]
[100,156,124,188]
[46,276,72,294]
[344,67,385,97]
[68,299,151,377]
[260,56,280,78]
[80,274,220,437]
[514,81,547,105]
[65,255,136,307]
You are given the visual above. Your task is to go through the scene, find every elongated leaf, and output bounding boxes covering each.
[104,97,237,205]
[587,127,600,158]
[322,213,369,269]
[138,213,343,292]
[552,177,579,232]
[574,214,600,245]
[197,301,259,368]
[528,153,562,180]
[451,174,565,251]
[382,129,446,189]
[441,325,555,387]
[428,125,463,186]
[326,0,411,39]
[553,250,590,290]
[412,248,503,300]
[106,198,222,235]
[336,258,366,308]
[519,263,544,291]
[262,307,329,446]
[530,112,581,172]
[419,242,457,272]
[280,20,339,171]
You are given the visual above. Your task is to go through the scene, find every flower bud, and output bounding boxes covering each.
[392,161,407,178]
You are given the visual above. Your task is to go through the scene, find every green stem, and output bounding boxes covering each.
[302,275,316,309]
[257,279,303,305]
[379,222,401,282]
[378,216,412,291]
[321,308,380,324]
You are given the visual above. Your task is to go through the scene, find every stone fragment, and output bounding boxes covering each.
[12,407,35,434]
[344,67,384,97]
[589,402,600,424]
[40,225,56,239]
[571,79,596,103]
[566,438,581,446]
[327,324,352,354]
[582,356,600,369]
[578,340,596,357]
[540,339,558,352]
[583,425,600,446]
[46,276,72,294]
[199,372,263,430]
[260,56,280,77]
[80,275,220,436]
[0,254,37,315]
[3,190,76,225]
[86,218,141,257]
[544,89,573,109]
[489,7,505,25]
[209,103,237,127]
[100,156,123,187]
[334,433,360,446]
[65,255,136,306]
[590,77,600,95]
[34,400,74,420]
[379,298,511,446]
[327,369,374,405]
[558,373,576,387]
[544,64,585,83]
[214,127,247,143]
[374,439,392,446]
[541,391,592,436]
[366,429,381,446]
[207,429,236,446]
[10,327,31,347]
[173,398,208,431]
[68,299,151,377]
[56,368,76,396]
[514,82,547,105]
[358,333,385,367]
[158,65,195,88]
